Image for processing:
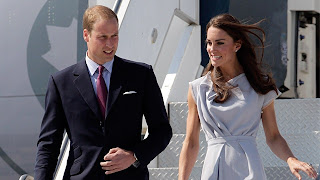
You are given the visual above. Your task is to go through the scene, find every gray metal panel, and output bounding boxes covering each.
[273,98,320,134]
[257,98,320,168]
[264,165,319,180]
[150,166,320,180]
[158,134,207,168]
[149,167,202,180]
[257,132,320,167]
[168,102,188,134]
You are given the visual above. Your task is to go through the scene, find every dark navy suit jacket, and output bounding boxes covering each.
[34,56,172,180]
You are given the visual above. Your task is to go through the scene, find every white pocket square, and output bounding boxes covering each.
[123,91,137,95]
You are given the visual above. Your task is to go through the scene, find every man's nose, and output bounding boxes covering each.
[106,39,113,47]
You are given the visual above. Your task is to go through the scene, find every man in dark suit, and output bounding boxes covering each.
[34,5,172,180]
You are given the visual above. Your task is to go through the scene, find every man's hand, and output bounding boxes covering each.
[100,147,136,175]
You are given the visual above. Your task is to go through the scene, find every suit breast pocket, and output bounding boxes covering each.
[111,90,143,123]
[121,91,141,107]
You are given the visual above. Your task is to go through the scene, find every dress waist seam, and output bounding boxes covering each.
[207,135,255,146]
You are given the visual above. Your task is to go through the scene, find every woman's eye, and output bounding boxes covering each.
[217,42,224,45]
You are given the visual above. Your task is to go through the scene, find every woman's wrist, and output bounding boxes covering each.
[286,156,298,163]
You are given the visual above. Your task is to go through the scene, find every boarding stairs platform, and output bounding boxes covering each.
[149,98,320,180]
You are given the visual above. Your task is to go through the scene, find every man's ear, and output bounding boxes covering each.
[83,29,89,42]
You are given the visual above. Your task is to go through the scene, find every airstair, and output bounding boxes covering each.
[149,102,204,179]
[15,0,320,179]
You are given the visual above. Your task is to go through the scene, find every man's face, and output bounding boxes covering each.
[83,17,119,65]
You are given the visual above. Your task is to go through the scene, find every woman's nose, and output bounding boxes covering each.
[208,45,215,52]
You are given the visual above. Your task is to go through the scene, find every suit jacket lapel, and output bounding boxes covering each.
[73,60,102,120]
[106,56,123,118]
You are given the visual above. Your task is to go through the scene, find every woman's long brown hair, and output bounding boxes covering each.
[203,14,277,103]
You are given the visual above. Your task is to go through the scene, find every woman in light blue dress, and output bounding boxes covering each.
[178,14,317,180]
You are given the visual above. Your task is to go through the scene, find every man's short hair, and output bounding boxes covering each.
[83,5,118,33]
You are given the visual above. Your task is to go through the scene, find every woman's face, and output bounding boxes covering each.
[206,27,240,69]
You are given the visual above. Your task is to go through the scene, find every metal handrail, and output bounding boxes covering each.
[53,133,70,179]
[113,0,123,14]
[18,134,69,180]
[19,174,34,180]
[0,147,27,175]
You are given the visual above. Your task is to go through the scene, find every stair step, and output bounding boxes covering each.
[158,133,207,168]
[149,167,202,180]
[168,102,188,134]
[256,131,320,167]
[148,165,319,180]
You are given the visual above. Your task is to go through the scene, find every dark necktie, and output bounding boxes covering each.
[97,65,107,118]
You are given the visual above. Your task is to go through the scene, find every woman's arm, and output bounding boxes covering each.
[261,101,317,179]
[178,87,201,180]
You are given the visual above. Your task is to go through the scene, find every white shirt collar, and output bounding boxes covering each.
[85,52,114,76]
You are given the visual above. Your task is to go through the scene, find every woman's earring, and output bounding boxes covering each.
[235,49,238,53]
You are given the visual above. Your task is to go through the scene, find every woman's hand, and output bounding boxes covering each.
[287,157,318,179]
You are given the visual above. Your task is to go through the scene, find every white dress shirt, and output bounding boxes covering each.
[85,53,114,96]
